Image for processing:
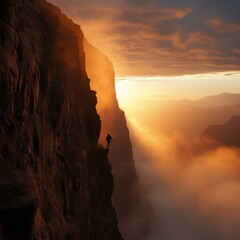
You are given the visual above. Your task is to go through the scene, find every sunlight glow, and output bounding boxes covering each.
[115,71,240,111]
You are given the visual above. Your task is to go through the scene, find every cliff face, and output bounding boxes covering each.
[84,41,150,239]
[202,115,240,148]
[0,0,122,239]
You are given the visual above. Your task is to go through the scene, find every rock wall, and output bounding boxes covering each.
[84,41,150,240]
[0,0,123,239]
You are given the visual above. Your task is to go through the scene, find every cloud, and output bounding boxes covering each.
[233,48,240,54]
[209,18,240,35]
[47,0,240,76]
[128,116,240,240]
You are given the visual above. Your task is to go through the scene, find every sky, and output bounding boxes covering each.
[115,72,240,108]
[48,0,240,77]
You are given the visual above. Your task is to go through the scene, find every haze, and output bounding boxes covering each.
[115,74,240,240]
[116,72,240,112]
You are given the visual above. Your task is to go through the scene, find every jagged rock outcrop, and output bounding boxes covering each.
[84,41,150,239]
[0,0,123,239]
[202,115,240,147]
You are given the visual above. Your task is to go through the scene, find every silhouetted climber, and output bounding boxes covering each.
[106,133,113,149]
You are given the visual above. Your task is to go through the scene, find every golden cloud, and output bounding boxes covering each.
[48,0,240,76]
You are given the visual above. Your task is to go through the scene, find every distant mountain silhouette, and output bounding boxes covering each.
[137,93,240,138]
[202,115,240,147]
[193,93,240,108]
[160,93,240,108]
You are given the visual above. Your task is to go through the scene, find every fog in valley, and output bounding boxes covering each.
[124,95,240,240]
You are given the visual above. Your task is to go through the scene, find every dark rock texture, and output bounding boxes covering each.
[0,0,123,239]
[202,115,240,148]
[84,41,150,240]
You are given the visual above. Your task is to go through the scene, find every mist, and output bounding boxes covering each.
[127,116,240,240]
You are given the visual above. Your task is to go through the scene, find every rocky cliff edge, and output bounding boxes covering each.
[0,0,123,239]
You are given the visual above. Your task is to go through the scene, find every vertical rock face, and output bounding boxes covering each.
[84,41,150,240]
[0,0,123,239]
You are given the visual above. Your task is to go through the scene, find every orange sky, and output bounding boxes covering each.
[115,72,240,112]
[48,0,240,77]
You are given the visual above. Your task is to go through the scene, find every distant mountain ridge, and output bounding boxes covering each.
[161,93,240,108]
[134,93,240,138]
[193,93,240,108]
[202,115,240,147]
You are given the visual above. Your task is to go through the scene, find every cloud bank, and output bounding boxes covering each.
[48,0,240,76]
[128,117,240,240]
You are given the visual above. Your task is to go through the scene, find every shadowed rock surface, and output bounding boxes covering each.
[0,0,123,239]
[202,115,240,147]
[84,41,151,240]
